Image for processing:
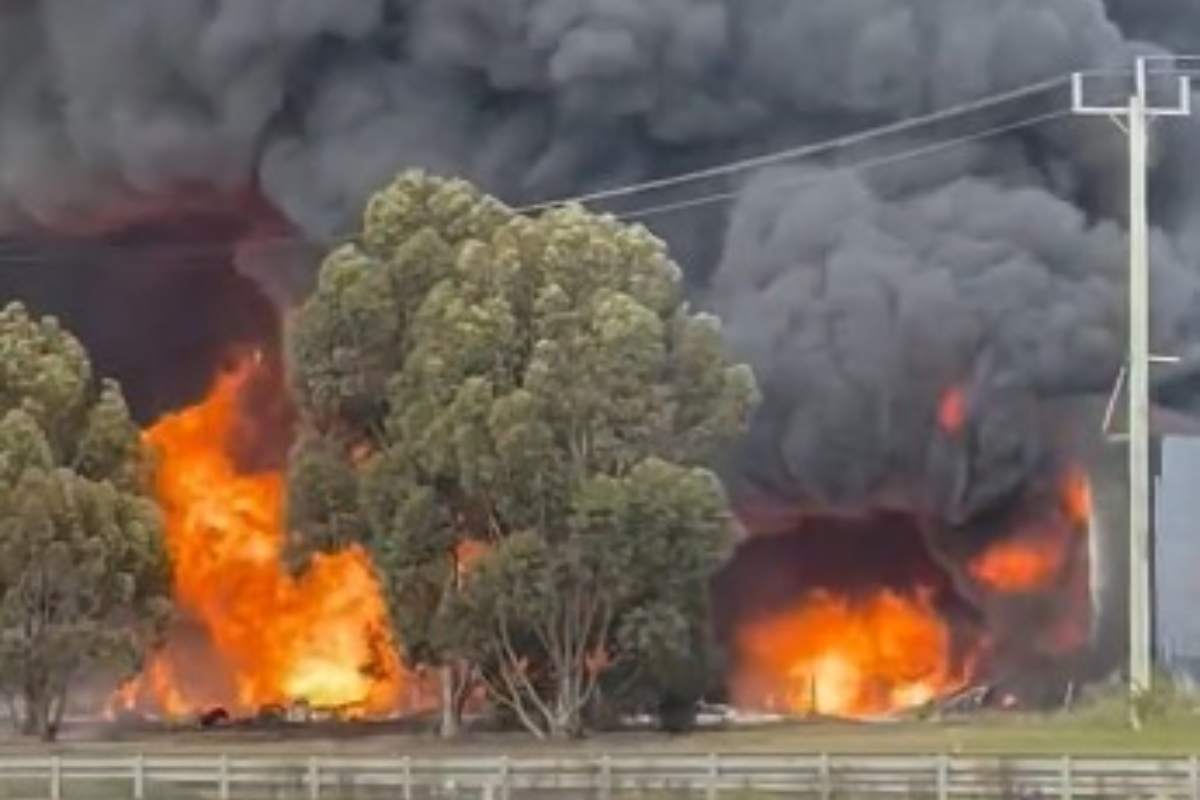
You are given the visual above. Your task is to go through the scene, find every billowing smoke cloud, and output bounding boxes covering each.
[1106,0,1200,52]
[0,1,1148,232]
[713,164,1200,517]
[715,171,1125,509]
[0,0,1198,518]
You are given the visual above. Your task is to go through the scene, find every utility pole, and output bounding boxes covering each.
[1072,57,1193,715]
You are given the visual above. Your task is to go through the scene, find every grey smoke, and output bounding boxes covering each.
[0,0,1139,232]
[0,0,1198,521]
[713,167,1147,513]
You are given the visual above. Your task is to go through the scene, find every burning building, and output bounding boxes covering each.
[714,394,1120,717]
[2,1,1200,720]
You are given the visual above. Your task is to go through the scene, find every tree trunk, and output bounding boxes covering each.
[548,711,583,740]
[19,704,38,737]
[548,672,584,740]
[43,686,68,742]
[438,664,460,739]
[452,671,471,724]
[40,716,58,742]
[20,688,50,740]
[3,695,17,733]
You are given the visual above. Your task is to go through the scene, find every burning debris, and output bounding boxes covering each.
[198,707,230,729]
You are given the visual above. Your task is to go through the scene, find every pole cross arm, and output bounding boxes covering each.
[1072,62,1192,117]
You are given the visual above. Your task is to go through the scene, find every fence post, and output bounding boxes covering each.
[308,756,320,800]
[133,753,145,800]
[599,754,612,800]
[497,754,510,800]
[402,755,413,800]
[49,755,61,800]
[218,754,230,800]
[1060,754,1073,800]
[818,753,831,800]
[936,754,949,800]
[1190,755,1199,800]
[706,753,719,800]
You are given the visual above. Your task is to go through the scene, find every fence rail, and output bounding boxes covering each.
[0,753,1198,799]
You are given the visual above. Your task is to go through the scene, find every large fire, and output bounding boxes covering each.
[111,347,1097,722]
[112,353,405,718]
[731,587,971,717]
[724,465,1094,719]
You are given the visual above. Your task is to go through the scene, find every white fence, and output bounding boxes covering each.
[0,753,1198,799]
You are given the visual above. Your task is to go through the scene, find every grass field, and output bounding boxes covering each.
[3,696,1200,758]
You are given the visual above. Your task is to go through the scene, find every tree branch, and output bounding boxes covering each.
[579,601,617,710]
[495,610,556,727]
[477,667,546,740]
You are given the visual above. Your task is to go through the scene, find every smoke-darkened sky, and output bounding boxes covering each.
[0,0,1198,520]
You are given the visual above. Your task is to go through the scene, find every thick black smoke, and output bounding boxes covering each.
[1106,0,1200,52]
[0,1,1151,231]
[0,0,1198,517]
[0,217,279,422]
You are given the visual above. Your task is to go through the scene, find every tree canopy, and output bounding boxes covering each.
[289,172,757,738]
[0,302,170,740]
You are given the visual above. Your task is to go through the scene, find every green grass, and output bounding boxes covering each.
[2,716,1198,758]
[0,782,213,800]
[3,687,1199,757]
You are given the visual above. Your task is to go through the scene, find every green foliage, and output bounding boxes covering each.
[1130,671,1190,726]
[287,431,363,555]
[0,303,170,740]
[1053,670,1199,732]
[289,171,758,738]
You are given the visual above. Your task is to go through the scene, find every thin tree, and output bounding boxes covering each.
[0,303,170,741]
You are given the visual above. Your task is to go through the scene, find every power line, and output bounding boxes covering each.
[516,75,1071,214]
[613,109,1072,222]
[0,74,1078,267]
[0,110,1071,268]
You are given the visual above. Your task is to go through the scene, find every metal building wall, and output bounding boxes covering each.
[1155,436,1200,672]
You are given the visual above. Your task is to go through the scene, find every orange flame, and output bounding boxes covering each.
[454,540,489,578]
[113,355,405,718]
[1060,467,1092,528]
[970,469,1092,594]
[937,387,967,435]
[732,588,970,718]
[970,536,1067,592]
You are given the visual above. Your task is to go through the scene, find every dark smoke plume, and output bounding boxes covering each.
[0,0,1198,516]
[0,2,1158,228]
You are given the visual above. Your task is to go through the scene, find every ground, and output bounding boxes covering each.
[3,700,1199,756]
